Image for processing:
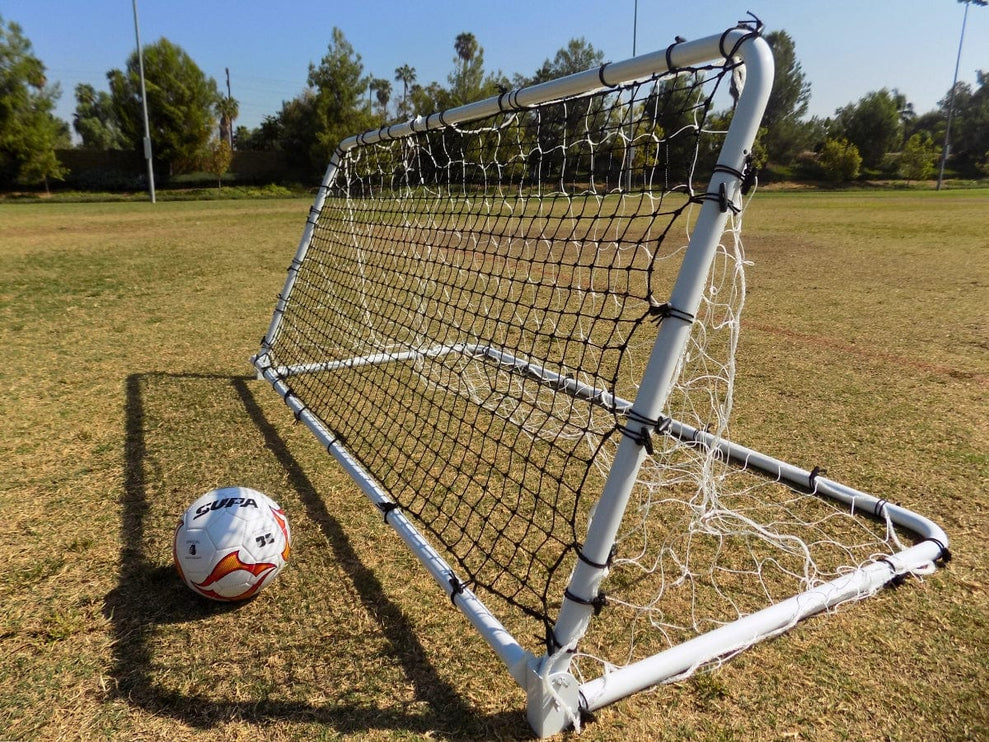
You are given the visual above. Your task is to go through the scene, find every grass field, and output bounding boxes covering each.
[1,190,987,741]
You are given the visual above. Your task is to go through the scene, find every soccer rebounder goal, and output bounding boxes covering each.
[252,21,949,736]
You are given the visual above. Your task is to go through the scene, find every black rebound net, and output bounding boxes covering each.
[256,60,742,649]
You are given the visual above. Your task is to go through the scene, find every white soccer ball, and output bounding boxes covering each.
[173,486,291,601]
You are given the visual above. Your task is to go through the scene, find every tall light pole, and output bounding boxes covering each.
[132,0,156,203]
[632,0,638,57]
[937,0,987,190]
[625,0,638,192]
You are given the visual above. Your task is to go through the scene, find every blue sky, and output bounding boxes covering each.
[4,0,988,137]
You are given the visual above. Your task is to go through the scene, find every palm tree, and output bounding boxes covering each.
[216,95,239,149]
[454,32,478,66]
[370,78,391,119]
[394,64,416,118]
[451,32,482,105]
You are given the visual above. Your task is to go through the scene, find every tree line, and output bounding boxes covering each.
[2,14,988,191]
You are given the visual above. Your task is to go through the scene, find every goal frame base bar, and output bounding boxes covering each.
[252,342,948,735]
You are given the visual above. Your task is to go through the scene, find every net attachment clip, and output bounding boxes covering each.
[648,301,695,325]
[448,573,467,605]
[376,500,400,523]
[617,411,671,456]
[563,587,608,616]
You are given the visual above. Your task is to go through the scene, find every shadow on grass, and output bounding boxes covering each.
[106,371,527,739]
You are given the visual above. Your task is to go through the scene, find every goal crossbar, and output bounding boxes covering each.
[251,22,949,737]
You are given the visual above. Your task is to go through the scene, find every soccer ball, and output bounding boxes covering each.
[173,486,291,601]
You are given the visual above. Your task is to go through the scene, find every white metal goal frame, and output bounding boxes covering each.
[251,25,949,737]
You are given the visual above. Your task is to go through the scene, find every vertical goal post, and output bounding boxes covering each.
[251,21,949,737]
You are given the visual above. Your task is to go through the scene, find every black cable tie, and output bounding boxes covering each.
[877,557,907,587]
[619,411,672,456]
[597,62,611,88]
[648,301,696,325]
[376,500,399,522]
[563,588,608,616]
[691,187,738,214]
[922,538,952,564]
[873,498,890,519]
[616,422,653,454]
[808,466,827,489]
[712,157,757,196]
[497,90,510,113]
[636,411,672,434]
[575,543,615,570]
[448,574,466,605]
[640,427,654,455]
[720,15,763,61]
[544,624,563,654]
[665,37,686,71]
[712,163,745,180]
[741,154,758,195]
[738,12,765,35]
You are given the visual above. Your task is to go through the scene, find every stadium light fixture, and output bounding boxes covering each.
[937,0,987,190]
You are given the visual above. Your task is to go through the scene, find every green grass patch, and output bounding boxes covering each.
[0,191,987,740]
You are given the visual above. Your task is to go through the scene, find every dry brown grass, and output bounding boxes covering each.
[0,190,986,741]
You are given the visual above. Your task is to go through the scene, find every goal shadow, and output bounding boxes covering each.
[106,371,524,738]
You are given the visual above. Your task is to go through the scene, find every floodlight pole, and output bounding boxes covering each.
[937,0,987,190]
[625,0,638,192]
[132,0,156,203]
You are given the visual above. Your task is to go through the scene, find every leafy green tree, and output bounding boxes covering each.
[408,81,449,117]
[108,37,221,173]
[0,15,69,188]
[639,72,710,183]
[761,30,814,165]
[235,115,282,152]
[272,92,320,174]
[943,71,989,176]
[73,83,126,149]
[832,89,906,171]
[203,137,233,188]
[978,150,989,178]
[527,37,604,84]
[306,27,377,170]
[507,38,606,188]
[818,137,861,182]
[898,132,939,181]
